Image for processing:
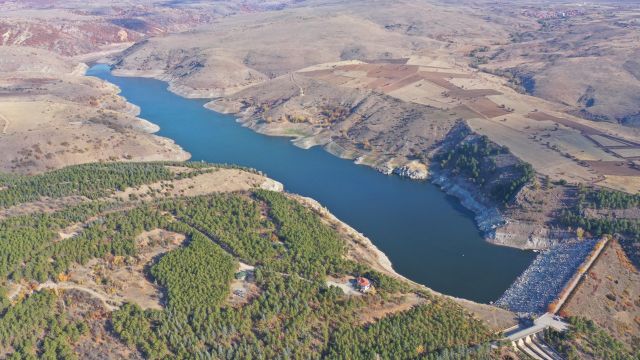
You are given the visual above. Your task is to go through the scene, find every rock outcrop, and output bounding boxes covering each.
[432,174,505,233]
[393,161,429,180]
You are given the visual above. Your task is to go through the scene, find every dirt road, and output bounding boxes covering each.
[37,281,121,311]
[0,112,9,134]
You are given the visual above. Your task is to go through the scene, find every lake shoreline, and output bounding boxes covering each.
[214,104,546,252]
[110,67,519,251]
[89,63,536,304]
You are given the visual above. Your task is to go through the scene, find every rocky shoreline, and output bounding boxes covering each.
[206,96,436,180]
[110,64,552,251]
[431,172,571,251]
[431,173,506,234]
[208,101,555,251]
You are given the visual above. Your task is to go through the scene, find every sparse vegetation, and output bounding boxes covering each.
[559,186,640,244]
[0,161,252,208]
[544,317,639,360]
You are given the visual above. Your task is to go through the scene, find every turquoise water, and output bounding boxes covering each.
[88,64,534,303]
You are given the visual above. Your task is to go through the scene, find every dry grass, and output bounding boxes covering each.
[0,47,189,174]
[112,169,281,201]
[562,240,640,350]
[64,229,187,311]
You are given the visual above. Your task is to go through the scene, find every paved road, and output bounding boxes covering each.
[506,313,568,341]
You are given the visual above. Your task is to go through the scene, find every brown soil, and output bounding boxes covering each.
[63,290,141,360]
[65,229,187,311]
[446,88,502,99]
[0,47,189,175]
[227,278,261,308]
[0,196,87,220]
[585,161,640,177]
[467,97,511,118]
[112,168,282,201]
[359,293,427,324]
[380,73,424,93]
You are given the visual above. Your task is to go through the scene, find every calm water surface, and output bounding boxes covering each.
[88,64,534,303]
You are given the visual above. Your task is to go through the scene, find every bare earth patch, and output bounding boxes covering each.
[0,195,87,220]
[359,293,426,324]
[112,168,283,201]
[64,229,187,311]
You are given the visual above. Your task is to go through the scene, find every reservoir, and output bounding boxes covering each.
[88,64,534,303]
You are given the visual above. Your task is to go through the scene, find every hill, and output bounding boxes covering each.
[0,161,510,359]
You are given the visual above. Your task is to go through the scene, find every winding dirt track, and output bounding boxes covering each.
[0,112,9,134]
[291,73,304,96]
[37,281,120,311]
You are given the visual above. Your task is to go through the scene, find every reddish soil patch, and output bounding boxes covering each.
[467,98,510,118]
[381,73,424,92]
[364,77,393,89]
[422,77,456,90]
[585,160,640,176]
[562,240,640,349]
[322,74,353,86]
[366,64,419,79]
[364,58,409,64]
[446,88,502,99]
[359,293,426,324]
[338,64,363,71]
[419,71,473,90]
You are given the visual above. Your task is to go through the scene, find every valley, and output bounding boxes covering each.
[0,0,639,358]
